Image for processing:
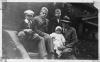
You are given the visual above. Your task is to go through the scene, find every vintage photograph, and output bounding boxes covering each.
[2,2,98,60]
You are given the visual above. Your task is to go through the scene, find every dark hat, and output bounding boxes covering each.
[61,20,71,23]
[63,15,70,20]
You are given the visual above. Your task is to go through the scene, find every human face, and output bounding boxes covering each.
[40,10,48,18]
[62,23,69,28]
[25,14,33,20]
[55,9,61,17]
[55,12,61,17]
[55,29,61,34]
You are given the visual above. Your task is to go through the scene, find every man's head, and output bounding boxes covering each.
[24,10,34,20]
[55,26,62,34]
[40,7,48,18]
[61,20,70,29]
[55,9,61,17]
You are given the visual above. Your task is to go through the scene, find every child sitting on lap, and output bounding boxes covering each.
[50,26,66,58]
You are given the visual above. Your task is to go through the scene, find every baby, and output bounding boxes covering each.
[50,26,66,58]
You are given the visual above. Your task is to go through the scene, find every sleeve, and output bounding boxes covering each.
[17,20,28,33]
[50,33,54,37]
[17,21,27,36]
[61,35,66,43]
[50,33,56,40]
[45,19,49,33]
[71,28,78,44]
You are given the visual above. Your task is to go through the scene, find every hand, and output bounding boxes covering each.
[62,46,66,49]
[23,29,33,34]
[33,33,39,39]
[66,44,72,47]
[18,31,25,37]
[63,48,72,53]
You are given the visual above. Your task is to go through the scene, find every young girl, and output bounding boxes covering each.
[50,26,66,58]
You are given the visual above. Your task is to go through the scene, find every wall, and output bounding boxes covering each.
[2,2,52,30]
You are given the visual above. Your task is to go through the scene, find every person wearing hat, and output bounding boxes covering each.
[49,8,63,33]
[32,7,54,59]
[18,10,35,41]
[50,26,66,58]
[18,10,48,59]
[60,18,78,59]
[18,10,34,33]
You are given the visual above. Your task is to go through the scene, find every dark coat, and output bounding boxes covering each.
[49,16,62,33]
[63,27,78,47]
[18,19,33,31]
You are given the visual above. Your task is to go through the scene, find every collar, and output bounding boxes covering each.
[24,19,29,23]
[24,19,32,23]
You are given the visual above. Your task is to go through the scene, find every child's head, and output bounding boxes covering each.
[55,26,62,34]
[24,10,34,20]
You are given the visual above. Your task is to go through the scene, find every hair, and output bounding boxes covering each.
[41,7,48,13]
[55,9,61,13]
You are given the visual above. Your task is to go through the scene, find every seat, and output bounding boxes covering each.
[2,29,30,59]
[18,31,41,59]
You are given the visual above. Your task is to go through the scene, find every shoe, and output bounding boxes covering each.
[43,56,48,59]
[50,54,55,59]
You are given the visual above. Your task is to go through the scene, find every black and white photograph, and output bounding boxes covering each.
[2,1,99,61]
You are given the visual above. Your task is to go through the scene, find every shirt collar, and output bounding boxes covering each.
[24,19,32,23]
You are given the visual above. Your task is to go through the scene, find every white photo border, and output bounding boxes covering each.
[0,0,100,62]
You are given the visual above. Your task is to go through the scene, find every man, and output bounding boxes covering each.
[60,18,78,59]
[18,10,47,59]
[49,9,62,33]
[32,7,54,59]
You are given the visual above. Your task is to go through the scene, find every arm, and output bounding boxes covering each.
[61,35,66,48]
[18,20,33,37]
[45,19,49,33]
[69,28,78,46]
[18,21,26,32]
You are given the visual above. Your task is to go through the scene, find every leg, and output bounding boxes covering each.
[34,35,47,59]
[43,33,55,59]
[43,33,54,53]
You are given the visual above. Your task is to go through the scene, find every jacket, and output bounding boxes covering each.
[32,16,49,36]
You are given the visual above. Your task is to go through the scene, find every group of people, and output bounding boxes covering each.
[18,7,78,59]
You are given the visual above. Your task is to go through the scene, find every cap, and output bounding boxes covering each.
[41,7,48,12]
[63,16,70,20]
[55,26,62,31]
[24,10,34,15]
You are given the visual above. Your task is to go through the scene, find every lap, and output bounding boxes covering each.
[43,33,51,39]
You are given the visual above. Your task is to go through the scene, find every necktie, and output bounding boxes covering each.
[62,28,64,33]
[28,20,32,29]
[57,19,59,23]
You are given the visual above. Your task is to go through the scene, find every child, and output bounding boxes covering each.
[50,26,66,58]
